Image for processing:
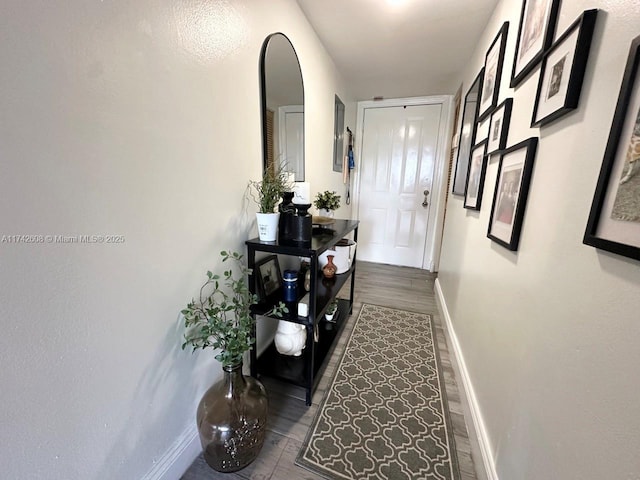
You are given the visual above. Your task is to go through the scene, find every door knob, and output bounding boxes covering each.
[422,189,430,207]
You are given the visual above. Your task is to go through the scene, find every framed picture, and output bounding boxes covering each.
[479,22,509,121]
[487,137,539,251]
[255,255,283,302]
[464,140,489,211]
[488,98,513,155]
[475,116,490,143]
[511,0,561,88]
[453,69,484,196]
[584,35,640,262]
[532,10,598,127]
[333,95,345,172]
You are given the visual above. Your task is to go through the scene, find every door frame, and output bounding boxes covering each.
[278,104,304,180]
[354,96,454,272]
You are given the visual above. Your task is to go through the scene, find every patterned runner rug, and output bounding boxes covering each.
[296,304,460,480]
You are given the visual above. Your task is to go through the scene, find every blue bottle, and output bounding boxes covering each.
[283,270,298,303]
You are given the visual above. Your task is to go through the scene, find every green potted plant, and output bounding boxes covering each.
[249,163,293,241]
[314,190,341,218]
[181,250,287,472]
[324,300,338,322]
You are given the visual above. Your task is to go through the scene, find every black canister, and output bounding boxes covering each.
[278,192,296,242]
[292,203,312,243]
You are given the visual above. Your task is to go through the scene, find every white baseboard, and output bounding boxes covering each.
[434,279,499,480]
[140,425,200,480]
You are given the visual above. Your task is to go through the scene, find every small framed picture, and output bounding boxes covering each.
[255,255,283,303]
[487,98,513,155]
[453,69,484,196]
[531,10,598,127]
[511,0,561,88]
[584,35,640,262]
[487,138,539,251]
[479,22,509,122]
[464,140,489,211]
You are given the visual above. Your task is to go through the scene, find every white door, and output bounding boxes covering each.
[356,101,448,269]
[279,105,304,181]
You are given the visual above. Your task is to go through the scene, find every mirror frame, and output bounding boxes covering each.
[259,32,305,180]
[452,69,484,196]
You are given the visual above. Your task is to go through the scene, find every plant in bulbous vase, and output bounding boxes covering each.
[249,162,293,241]
[181,250,287,473]
[313,190,341,218]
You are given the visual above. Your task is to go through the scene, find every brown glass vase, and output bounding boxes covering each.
[196,362,268,472]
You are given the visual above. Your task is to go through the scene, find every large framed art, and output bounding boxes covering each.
[531,9,598,127]
[464,140,489,211]
[584,36,640,262]
[453,70,484,196]
[511,0,560,88]
[478,22,509,121]
[487,138,539,251]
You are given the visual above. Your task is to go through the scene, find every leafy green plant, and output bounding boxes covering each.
[248,162,293,213]
[314,191,341,211]
[181,250,288,366]
[326,300,338,315]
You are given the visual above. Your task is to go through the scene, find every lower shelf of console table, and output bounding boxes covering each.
[254,298,352,405]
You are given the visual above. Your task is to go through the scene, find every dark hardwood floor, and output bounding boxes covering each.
[181,261,480,480]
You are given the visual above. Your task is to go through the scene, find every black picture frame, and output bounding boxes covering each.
[255,255,283,303]
[531,10,598,128]
[487,98,513,155]
[464,139,489,211]
[511,0,560,88]
[479,22,509,122]
[333,95,345,172]
[453,69,484,196]
[583,35,640,262]
[487,137,539,251]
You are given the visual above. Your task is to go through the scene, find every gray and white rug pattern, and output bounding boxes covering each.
[296,303,460,480]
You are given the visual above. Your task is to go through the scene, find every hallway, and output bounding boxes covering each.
[182,261,479,480]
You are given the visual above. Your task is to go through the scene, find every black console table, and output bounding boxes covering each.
[246,219,359,406]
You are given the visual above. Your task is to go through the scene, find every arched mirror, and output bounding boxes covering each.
[260,33,304,181]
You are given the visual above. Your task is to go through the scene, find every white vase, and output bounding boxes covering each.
[274,320,307,356]
[256,212,280,242]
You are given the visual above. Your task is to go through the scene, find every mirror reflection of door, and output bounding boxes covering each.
[260,33,304,181]
[452,70,483,196]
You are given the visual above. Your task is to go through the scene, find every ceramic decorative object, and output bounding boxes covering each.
[196,363,268,472]
[274,320,307,356]
[318,239,356,274]
[291,203,312,242]
[322,255,337,279]
[278,192,296,241]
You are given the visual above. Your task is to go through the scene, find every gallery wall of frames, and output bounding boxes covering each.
[451,0,640,262]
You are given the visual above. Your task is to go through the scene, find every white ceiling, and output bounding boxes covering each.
[296,0,500,101]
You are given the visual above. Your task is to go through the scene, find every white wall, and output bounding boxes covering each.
[0,1,353,478]
[438,1,640,479]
